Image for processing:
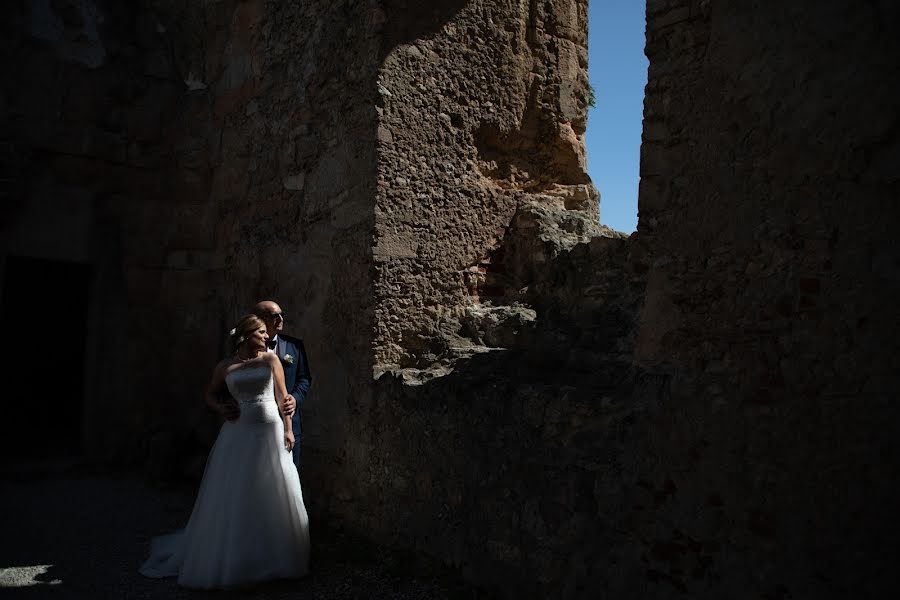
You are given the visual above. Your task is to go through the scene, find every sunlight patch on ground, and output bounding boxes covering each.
[0,565,63,587]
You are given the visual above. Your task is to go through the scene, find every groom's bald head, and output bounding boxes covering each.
[253,300,284,336]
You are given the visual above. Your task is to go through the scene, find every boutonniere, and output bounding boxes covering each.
[283,354,295,364]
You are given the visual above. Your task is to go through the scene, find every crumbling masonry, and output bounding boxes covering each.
[1,1,897,598]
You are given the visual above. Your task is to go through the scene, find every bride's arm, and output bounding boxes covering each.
[204,361,229,414]
[266,354,294,450]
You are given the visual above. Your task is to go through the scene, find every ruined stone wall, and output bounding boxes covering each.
[373,0,596,369]
[169,0,382,495]
[1,0,381,481]
[328,1,899,598]
[4,1,897,598]
[0,0,213,463]
[629,0,900,596]
[334,0,641,593]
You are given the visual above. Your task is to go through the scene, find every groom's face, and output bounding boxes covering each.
[261,302,285,337]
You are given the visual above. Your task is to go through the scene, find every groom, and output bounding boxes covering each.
[253,300,312,468]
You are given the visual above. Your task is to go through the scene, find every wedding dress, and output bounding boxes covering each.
[139,364,310,589]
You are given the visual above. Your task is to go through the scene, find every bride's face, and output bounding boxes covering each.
[245,326,269,351]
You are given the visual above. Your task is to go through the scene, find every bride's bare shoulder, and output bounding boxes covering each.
[219,356,239,368]
[217,356,245,374]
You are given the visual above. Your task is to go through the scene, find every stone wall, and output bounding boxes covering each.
[373,0,597,370]
[4,1,897,598]
[629,0,900,596]
[328,0,900,598]
[182,0,382,495]
[1,0,208,463]
[0,0,382,481]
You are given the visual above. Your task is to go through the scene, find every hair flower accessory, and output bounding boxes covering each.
[229,328,237,336]
[283,354,294,364]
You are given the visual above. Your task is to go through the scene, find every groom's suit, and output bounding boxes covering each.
[272,333,312,467]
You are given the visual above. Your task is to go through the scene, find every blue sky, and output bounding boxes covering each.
[585,1,648,233]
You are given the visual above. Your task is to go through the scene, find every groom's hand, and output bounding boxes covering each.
[282,394,296,418]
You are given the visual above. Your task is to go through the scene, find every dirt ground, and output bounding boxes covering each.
[0,460,489,600]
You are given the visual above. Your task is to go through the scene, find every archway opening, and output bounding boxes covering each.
[0,256,92,464]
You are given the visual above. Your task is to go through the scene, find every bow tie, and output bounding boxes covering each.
[267,339,277,349]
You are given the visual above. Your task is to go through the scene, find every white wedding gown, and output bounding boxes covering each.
[139,364,310,589]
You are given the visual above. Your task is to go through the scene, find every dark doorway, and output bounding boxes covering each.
[0,256,92,463]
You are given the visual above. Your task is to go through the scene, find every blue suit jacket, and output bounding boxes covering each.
[274,334,310,467]
[274,334,311,436]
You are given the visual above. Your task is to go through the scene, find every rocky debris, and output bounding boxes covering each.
[460,302,537,349]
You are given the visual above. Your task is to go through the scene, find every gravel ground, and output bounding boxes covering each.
[0,461,490,600]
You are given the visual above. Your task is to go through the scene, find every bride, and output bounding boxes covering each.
[139,314,310,589]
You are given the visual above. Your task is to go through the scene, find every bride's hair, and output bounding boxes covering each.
[228,314,266,354]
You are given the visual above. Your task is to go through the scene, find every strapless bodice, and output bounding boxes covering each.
[225,365,274,405]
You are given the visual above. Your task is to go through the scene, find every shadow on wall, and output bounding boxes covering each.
[380,0,468,53]
[294,0,470,523]
[353,229,653,597]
